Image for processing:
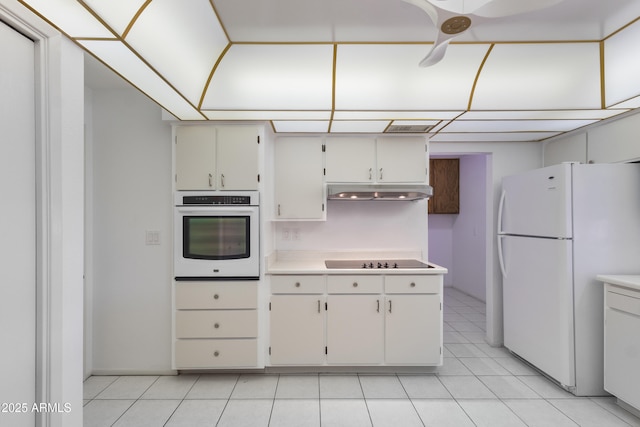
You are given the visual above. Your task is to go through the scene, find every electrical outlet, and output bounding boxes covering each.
[292,228,300,241]
[282,228,291,240]
[145,230,160,245]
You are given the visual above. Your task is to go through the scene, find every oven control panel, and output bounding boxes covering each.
[182,195,251,205]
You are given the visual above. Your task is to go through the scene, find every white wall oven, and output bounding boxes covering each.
[174,191,259,280]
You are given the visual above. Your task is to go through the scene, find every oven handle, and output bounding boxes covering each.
[176,206,257,214]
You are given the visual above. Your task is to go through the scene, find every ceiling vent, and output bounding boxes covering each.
[385,124,434,133]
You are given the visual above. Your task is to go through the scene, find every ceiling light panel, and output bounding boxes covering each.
[273,121,330,133]
[472,43,601,110]
[460,109,628,120]
[604,19,640,107]
[122,0,229,105]
[335,44,490,111]
[80,40,203,120]
[442,119,597,133]
[330,121,391,133]
[201,44,334,111]
[20,0,113,37]
[333,111,463,120]
[202,110,332,120]
[431,132,561,142]
[81,0,147,36]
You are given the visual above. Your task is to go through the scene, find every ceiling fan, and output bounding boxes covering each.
[402,0,565,67]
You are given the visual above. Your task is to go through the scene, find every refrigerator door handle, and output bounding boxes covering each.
[498,189,506,234]
[498,235,507,278]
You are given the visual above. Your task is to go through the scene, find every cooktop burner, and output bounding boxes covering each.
[324,259,432,269]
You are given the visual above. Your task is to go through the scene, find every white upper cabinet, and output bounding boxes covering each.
[274,137,325,220]
[325,136,427,183]
[324,137,376,182]
[175,125,259,190]
[175,125,216,190]
[376,137,427,183]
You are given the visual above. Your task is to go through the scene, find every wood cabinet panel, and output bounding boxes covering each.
[429,158,459,214]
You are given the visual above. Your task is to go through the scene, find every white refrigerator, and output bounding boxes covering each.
[498,162,640,396]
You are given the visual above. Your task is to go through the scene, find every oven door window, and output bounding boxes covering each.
[183,216,250,260]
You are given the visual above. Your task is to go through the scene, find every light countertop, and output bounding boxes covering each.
[597,275,640,291]
[265,251,448,275]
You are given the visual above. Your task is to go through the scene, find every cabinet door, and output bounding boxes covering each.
[270,295,326,365]
[325,137,376,182]
[385,295,442,364]
[274,137,325,219]
[216,126,259,190]
[326,295,384,364]
[428,158,459,214]
[376,137,427,182]
[175,125,216,190]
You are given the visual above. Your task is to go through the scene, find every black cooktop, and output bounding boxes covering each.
[324,259,432,269]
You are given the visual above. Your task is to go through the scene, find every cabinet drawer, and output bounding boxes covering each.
[175,310,257,338]
[385,275,441,294]
[607,290,640,316]
[175,282,257,309]
[271,275,325,294]
[175,339,257,368]
[327,275,383,294]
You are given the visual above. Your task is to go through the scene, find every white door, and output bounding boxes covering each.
[385,295,441,364]
[376,137,427,183]
[501,235,575,388]
[274,137,325,219]
[500,163,572,238]
[270,295,325,365]
[216,126,259,190]
[175,125,216,190]
[0,21,36,426]
[326,295,384,364]
[324,137,376,182]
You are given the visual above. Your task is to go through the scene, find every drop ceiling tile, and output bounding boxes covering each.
[605,21,640,106]
[82,0,147,36]
[202,110,331,120]
[201,44,334,110]
[460,110,627,120]
[472,43,601,110]
[21,0,113,37]
[330,121,390,133]
[430,132,561,142]
[443,119,597,133]
[335,44,490,111]
[273,121,330,132]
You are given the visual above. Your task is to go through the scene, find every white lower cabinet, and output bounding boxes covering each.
[270,295,326,365]
[173,281,258,369]
[326,294,384,364]
[268,274,442,366]
[604,283,640,411]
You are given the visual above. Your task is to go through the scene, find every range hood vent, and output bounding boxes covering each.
[327,184,433,201]
[385,124,434,133]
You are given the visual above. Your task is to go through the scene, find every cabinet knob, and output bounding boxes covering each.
[213,351,220,357]
[213,294,219,300]
[295,282,301,287]
[410,282,416,287]
[353,282,358,287]
[214,323,220,329]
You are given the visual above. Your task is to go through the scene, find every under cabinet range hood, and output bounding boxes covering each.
[327,184,433,201]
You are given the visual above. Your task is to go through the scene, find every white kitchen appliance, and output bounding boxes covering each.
[174,191,259,280]
[498,162,640,396]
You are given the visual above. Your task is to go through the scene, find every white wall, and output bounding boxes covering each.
[431,142,542,346]
[274,199,429,257]
[451,154,489,302]
[427,215,454,286]
[88,86,173,373]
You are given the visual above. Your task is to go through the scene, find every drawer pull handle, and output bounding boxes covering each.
[377,299,380,313]
[213,351,220,357]
[410,282,416,287]
[318,300,321,313]
[214,323,220,329]
[353,282,358,287]
[295,282,301,287]
[389,300,392,313]
[213,294,219,300]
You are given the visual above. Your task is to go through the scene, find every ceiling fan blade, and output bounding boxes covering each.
[472,0,565,18]
[419,36,453,67]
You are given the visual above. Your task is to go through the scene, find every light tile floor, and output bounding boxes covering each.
[84,287,640,426]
